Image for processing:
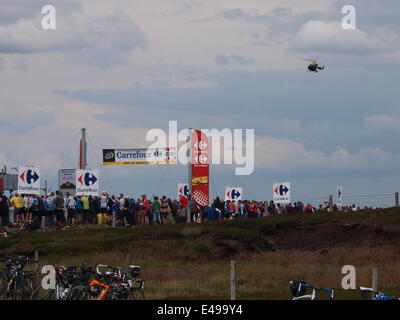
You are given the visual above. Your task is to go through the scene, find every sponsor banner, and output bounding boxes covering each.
[103,148,177,166]
[58,169,76,194]
[273,182,290,204]
[76,169,99,196]
[178,183,189,198]
[225,186,242,201]
[192,130,209,206]
[18,166,41,195]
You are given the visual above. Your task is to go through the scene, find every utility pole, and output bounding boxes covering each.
[187,128,193,223]
[187,128,193,197]
[80,128,87,170]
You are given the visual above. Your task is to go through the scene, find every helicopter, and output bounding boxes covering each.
[304,59,326,73]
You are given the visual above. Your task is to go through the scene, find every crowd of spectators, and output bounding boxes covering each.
[0,190,381,229]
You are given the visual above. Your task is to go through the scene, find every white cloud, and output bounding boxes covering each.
[0,10,147,66]
[291,20,398,54]
[0,102,151,177]
[253,135,398,172]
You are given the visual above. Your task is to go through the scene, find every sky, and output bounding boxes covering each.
[0,0,399,207]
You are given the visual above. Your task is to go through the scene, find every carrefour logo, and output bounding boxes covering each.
[179,184,189,197]
[154,150,163,157]
[227,189,241,200]
[20,169,39,185]
[274,184,289,196]
[78,172,98,186]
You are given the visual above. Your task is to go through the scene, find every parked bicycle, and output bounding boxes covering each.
[0,256,35,300]
[68,264,145,300]
[30,264,93,300]
[360,287,400,300]
[290,279,334,300]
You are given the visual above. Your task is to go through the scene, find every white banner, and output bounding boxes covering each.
[18,166,41,195]
[273,182,291,204]
[178,183,189,198]
[103,148,177,165]
[225,186,242,201]
[58,169,76,195]
[76,169,99,196]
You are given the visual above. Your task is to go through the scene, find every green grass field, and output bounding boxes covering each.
[1,208,400,299]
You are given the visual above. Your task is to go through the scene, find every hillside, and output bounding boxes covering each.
[1,208,400,299]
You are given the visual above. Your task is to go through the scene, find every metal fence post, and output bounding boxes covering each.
[34,250,40,289]
[230,260,236,300]
[372,268,379,300]
[112,211,116,228]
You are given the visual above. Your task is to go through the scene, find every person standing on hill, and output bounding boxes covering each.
[54,191,66,225]
[10,194,23,223]
[160,196,170,225]
[44,193,55,225]
[152,196,161,224]
[80,195,89,224]
[179,195,189,222]
[212,197,224,220]
[75,196,83,224]
[65,193,76,225]
[188,195,198,223]
[0,192,10,226]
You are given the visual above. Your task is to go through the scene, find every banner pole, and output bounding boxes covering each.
[187,128,193,223]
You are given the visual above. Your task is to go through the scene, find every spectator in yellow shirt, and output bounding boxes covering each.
[10,194,23,223]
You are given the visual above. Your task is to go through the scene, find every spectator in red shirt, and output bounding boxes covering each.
[179,195,189,222]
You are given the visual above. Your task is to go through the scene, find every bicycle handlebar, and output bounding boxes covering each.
[95,264,122,276]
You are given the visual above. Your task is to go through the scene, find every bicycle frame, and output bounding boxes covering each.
[360,287,399,300]
[292,282,334,300]
[88,279,110,300]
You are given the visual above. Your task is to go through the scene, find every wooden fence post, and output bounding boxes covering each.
[125,252,132,274]
[112,211,116,228]
[230,260,236,300]
[372,268,379,300]
[395,192,399,207]
[41,216,46,232]
[34,250,40,289]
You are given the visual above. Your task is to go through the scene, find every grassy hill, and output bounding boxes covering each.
[1,207,400,299]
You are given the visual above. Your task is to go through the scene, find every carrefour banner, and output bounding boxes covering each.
[178,183,189,198]
[76,169,99,196]
[18,166,41,195]
[225,187,242,201]
[273,182,291,204]
[103,148,177,165]
[191,130,209,207]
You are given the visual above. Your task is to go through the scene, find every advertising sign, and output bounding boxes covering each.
[273,182,291,204]
[76,169,99,196]
[103,148,177,166]
[178,183,189,198]
[225,187,242,201]
[191,130,209,206]
[58,169,76,194]
[18,166,41,195]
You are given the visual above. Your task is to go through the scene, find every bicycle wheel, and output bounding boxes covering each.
[128,288,145,300]
[30,287,56,300]
[13,275,34,300]
[0,271,8,299]
[66,285,88,300]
